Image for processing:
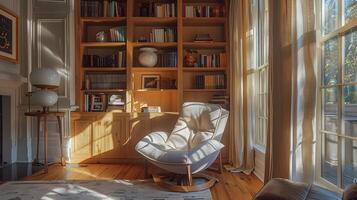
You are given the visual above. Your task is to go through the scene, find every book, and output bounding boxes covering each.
[194,74,225,89]
[141,106,161,113]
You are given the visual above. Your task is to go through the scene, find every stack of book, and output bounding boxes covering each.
[81,1,103,17]
[141,106,161,113]
[185,5,225,17]
[157,52,177,67]
[104,0,125,17]
[85,73,126,89]
[197,53,227,68]
[109,26,126,42]
[209,94,229,109]
[150,28,176,42]
[194,74,225,89]
[154,3,176,17]
[84,94,106,112]
[83,51,126,68]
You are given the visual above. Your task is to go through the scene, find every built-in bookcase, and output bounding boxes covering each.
[75,0,229,113]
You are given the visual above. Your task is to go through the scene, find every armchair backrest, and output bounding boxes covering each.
[167,102,229,150]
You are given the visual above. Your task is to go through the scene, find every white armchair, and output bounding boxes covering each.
[135,102,229,192]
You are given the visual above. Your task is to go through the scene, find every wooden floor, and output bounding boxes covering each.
[23,164,263,200]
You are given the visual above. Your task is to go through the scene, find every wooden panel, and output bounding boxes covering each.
[72,120,92,159]
[70,112,179,163]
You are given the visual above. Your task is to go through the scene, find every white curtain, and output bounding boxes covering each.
[226,0,254,174]
[290,0,317,183]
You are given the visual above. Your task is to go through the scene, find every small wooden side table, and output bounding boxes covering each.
[25,111,66,173]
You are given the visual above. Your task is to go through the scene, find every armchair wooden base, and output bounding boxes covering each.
[152,172,218,193]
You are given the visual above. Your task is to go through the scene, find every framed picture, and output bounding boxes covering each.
[141,74,160,89]
[0,5,18,63]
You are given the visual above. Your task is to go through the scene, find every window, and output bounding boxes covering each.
[247,0,269,150]
[319,0,357,189]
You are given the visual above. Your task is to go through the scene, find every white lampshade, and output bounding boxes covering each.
[31,90,58,107]
[30,67,60,89]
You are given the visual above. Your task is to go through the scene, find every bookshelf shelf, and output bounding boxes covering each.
[83,89,126,93]
[132,67,177,72]
[83,67,127,72]
[75,0,229,113]
[183,67,226,72]
[134,89,178,92]
[130,17,177,25]
[183,17,226,26]
[183,42,226,49]
[132,42,177,48]
[81,17,127,24]
[183,89,227,92]
[81,42,126,47]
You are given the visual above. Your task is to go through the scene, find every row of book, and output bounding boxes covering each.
[138,3,176,17]
[197,53,227,68]
[185,5,225,18]
[81,0,125,17]
[83,51,126,68]
[85,73,126,90]
[156,52,177,67]
[150,28,176,42]
[109,26,126,42]
[154,3,176,17]
[194,74,225,89]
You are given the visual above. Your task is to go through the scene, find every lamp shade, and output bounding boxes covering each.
[30,68,60,89]
[31,90,58,107]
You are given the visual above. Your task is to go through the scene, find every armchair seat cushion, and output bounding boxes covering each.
[136,131,224,165]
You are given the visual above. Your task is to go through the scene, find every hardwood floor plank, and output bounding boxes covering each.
[23,164,263,200]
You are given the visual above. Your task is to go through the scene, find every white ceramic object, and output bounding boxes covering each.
[30,67,60,88]
[138,47,158,67]
[31,90,58,107]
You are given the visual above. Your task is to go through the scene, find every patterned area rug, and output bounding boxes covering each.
[0,180,212,200]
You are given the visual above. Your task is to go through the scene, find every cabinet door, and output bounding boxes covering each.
[71,120,93,162]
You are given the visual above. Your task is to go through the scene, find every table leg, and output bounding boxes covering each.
[34,116,41,164]
[57,116,65,166]
[44,116,48,173]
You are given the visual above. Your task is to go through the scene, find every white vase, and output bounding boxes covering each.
[31,90,58,107]
[30,67,60,89]
[138,47,158,67]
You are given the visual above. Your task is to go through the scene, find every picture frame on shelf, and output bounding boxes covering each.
[141,74,160,89]
[0,5,18,63]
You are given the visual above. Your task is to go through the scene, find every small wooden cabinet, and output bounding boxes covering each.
[70,112,178,163]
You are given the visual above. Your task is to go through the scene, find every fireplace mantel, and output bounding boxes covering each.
[0,71,27,89]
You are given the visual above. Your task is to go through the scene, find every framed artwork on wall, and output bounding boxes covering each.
[0,5,18,64]
[141,74,160,89]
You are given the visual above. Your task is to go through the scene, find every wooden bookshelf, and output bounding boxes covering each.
[75,0,230,113]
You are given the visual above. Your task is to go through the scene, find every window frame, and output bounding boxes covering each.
[316,0,357,191]
[246,0,269,151]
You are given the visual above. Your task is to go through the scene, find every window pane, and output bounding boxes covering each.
[323,0,339,34]
[323,87,339,132]
[344,0,357,23]
[322,134,339,185]
[344,28,357,84]
[342,138,357,188]
[323,38,339,86]
[344,85,357,138]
